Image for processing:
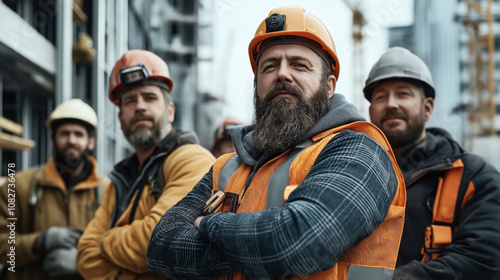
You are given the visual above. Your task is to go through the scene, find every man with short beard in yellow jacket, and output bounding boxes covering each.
[76,50,215,279]
[0,99,108,280]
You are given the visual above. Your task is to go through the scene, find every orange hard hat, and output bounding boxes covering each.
[108,50,174,105]
[248,6,340,80]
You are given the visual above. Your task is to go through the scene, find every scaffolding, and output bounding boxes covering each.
[464,0,496,137]
[344,0,366,114]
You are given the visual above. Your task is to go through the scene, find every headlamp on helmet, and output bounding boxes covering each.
[109,50,174,106]
[119,64,149,85]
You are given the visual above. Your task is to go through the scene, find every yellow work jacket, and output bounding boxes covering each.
[0,156,107,280]
[76,144,215,280]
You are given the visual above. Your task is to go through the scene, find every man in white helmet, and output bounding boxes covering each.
[0,98,109,280]
[365,46,500,279]
[76,50,215,279]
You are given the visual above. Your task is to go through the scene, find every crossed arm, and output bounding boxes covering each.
[147,131,399,279]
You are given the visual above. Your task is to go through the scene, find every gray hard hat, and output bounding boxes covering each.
[363,47,435,101]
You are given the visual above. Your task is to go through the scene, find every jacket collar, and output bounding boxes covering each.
[397,127,466,185]
[38,155,100,191]
[112,128,199,178]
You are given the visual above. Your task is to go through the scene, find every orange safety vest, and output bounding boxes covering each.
[420,158,475,262]
[211,121,406,280]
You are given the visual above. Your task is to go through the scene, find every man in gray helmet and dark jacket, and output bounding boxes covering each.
[365,46,500,279]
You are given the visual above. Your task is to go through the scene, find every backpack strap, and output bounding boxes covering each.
[421,159,465,262]
[28,166,43,233]
[128,130,196,224]
[150,163,165,200]
[149,133,197,201]
[128,157,167,224]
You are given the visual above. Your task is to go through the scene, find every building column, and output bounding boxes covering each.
[56,0,73,104]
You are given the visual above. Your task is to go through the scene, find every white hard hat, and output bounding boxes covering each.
[46,98,98,136]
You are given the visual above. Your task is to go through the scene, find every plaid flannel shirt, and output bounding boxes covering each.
[147,130,398,279]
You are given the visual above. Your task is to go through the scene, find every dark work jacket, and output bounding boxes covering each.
[393,128,500,280]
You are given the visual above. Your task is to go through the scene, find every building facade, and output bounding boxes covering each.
[387,0,500,169]
[0,0,201,176]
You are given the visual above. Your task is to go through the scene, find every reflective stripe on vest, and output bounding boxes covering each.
[347,265,394,280]
[218,155,243,191]
[267,142,309,208]
[217,142,309,209]
[211,121,406,280]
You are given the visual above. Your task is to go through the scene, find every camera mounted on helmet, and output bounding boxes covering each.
[265,13,286,33]
[248,6,340,80]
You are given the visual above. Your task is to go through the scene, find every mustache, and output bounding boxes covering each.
[130,113,154,124]
[264,83,303,103]
[63,143,80,152]
[381,110,407,122]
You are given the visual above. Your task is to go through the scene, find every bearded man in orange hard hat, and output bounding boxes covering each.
[147,6,406,280]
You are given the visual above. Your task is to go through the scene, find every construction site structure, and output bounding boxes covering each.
[463,0,496,138]
[0,0,201,176]
[343,0,366,116]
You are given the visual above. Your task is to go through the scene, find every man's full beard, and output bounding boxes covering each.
[381,108,427,149]
[252,82,330,155]
[122,111,169,148]
[54,144,90,170]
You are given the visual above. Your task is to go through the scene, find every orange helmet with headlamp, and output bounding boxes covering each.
[108,50,174,106]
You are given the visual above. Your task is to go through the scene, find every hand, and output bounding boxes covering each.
[44,226,82,251]
[43,247,79,277]
[194,216,205,229]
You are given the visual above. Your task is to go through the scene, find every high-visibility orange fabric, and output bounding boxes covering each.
[433,160,464,224]
[420,159,478,262]
[211,121,406,280]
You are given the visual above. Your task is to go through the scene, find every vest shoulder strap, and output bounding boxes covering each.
[433,159,465,224]
[421,158,467,262]
[289,121,405,207]
[214,154,242,192]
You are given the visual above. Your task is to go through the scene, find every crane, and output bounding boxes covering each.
[463,0,496,137]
